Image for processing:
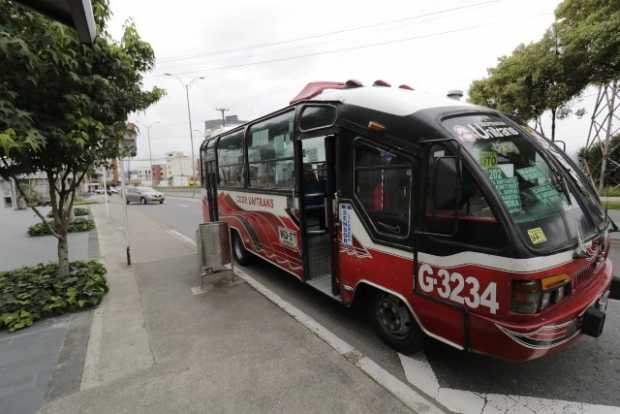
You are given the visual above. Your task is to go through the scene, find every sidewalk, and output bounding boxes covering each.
[40,203,414,413]
[0,206,99,414]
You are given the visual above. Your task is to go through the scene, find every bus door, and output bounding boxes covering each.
[204,141,218,221]
[298,135,338,296]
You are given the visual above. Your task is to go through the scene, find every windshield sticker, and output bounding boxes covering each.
[466,122,520,140]
[531,183,562,207]
[491,141,520,155]
[452,125,477,142]
[479,151,497,169]
[488,170,522,213]
[528,227,548,245]
[516,166,545,184]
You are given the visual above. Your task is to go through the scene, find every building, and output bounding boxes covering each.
[128,167,153,186]
[204,114,247,138]
[152,164,167,186]
[166,152,193,186]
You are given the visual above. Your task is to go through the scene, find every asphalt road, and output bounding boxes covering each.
[132,195,620,408]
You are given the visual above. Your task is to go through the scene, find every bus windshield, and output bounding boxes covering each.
[443,113,597,253]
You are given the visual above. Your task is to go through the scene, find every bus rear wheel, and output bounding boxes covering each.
[372,292,423,354]
[232,231,252,266]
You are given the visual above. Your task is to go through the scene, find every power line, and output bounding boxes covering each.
[157,0,502,64]
[154,10,550,78]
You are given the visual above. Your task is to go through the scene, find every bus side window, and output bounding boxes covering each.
[248,111,295,189]
[425,145,506,248]
[217,130,244,187]
[354,140,412,239]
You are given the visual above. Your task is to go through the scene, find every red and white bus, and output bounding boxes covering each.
[199,80,613,361]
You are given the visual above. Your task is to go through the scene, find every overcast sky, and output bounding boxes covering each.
[107,0,597,168]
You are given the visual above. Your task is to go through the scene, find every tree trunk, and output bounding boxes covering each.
[57,230,70,277]
[550,108,556,142]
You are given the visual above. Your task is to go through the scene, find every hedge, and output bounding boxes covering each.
[46,207,90,219]
[0,261,108,331]
[73,207,90,216]
[28,217,95,236]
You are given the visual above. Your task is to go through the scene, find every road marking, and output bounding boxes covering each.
[178,204,189,208]
[232,264,444,414]
[166,229,196,246]
[398,352,620,414]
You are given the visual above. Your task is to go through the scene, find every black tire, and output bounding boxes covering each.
[141,197,147,205]
[160,200,164,204]
[126,199,130,205]
[372,291,423,354]
[232,232,252,265]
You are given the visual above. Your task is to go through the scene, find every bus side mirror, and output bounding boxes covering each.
[429,156,462,236]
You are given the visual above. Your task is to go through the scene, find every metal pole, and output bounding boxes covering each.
[147,126,154,186]
[118,158,131,265]
[185,84,197,194]
[102,166,110,219]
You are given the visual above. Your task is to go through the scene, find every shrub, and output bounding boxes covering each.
[28,217,95,236]
[74,207,90,216]
[0,261,108,331]
[46,207,90,219]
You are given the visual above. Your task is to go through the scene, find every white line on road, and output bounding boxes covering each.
[178,204,189,208]
[166,229,196,246]
[397,352,620,414]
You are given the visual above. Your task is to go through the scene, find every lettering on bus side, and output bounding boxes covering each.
[417,264,499,314]
[234,194,274,209]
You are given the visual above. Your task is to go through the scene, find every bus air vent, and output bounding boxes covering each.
[372,80,391,87]
[344,79,363,88]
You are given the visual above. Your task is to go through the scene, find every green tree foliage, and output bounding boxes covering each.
[578,134,620,188]
[468,29,584,141]
[0,0,164,275]
[555,0,620,85]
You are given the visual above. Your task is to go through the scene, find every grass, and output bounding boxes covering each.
[74,199,99,205]
[603,202,620,210]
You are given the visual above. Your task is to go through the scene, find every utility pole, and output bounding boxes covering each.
[583,81,620,192]
[216,107,230,127]
[164,73,204,191]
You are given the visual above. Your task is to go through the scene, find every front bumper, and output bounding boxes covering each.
[145,194,164,202]
[469,259,612,361]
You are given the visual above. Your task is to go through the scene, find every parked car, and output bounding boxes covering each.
[109,187,119,194]
[125,186,165,204]
[95,188,112,195]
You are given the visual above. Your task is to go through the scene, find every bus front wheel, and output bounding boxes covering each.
[372,292,423,354]
[232,232,252,266]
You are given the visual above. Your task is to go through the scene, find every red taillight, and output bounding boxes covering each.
[511,280,541,314]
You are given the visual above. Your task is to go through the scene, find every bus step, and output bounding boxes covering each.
[307,273,340,301]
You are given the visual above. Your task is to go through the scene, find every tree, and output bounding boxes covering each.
[0,0,164,276]
[556,0,620,191]
[468,32,584,142]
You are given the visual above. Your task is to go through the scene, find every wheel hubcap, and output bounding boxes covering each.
[377,296,412,339]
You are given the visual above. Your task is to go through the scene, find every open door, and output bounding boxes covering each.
[298,135,338,297]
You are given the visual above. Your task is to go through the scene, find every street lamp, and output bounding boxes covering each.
[138,121,159,186]
[164,73,205,186]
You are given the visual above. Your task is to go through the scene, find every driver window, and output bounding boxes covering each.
[354,140,412,239]
[425,144,506,248]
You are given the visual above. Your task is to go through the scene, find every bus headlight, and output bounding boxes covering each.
[511,280,542,314]
[512,274,571,314]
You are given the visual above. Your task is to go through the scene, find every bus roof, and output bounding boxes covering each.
[309,84,476,116]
